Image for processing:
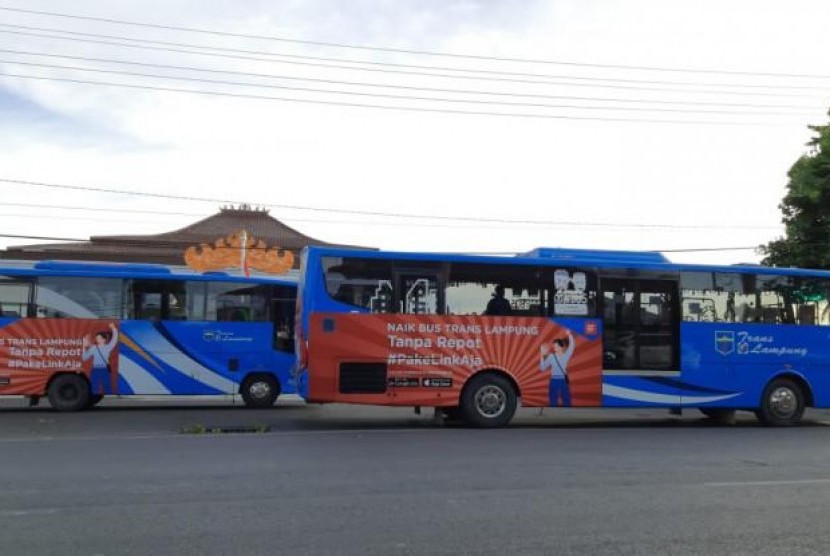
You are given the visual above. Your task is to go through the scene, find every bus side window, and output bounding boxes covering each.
[217,307,250,322]
[0,280,33,318]
[444,262,550,317]
[682,272,758,323]
[322,257,394,313]
[756,275,792,325]
[789,277,830,326]
[206,282,268,322]
[35,277,124,319]
[136,292,162,321]
[129,280,188,321]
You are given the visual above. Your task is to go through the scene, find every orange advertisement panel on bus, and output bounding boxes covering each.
[308,314,602,407]
[0,319,120,395]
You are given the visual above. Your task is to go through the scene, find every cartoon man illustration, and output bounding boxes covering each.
[82,322,118,395]
[540,330,575,407]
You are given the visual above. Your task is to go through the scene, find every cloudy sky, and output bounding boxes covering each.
[1,0,829,265]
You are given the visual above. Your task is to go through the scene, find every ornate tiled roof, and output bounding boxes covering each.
[1,206,370,266]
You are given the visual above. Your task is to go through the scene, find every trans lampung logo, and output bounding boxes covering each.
[715,331,735,356]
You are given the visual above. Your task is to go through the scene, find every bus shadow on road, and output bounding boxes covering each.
[1,401,827,433]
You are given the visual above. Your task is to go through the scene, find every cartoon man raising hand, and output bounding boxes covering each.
[82,322,119,395]
[540,330,575,407]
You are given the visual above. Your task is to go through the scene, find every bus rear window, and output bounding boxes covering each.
[322,257,393,313]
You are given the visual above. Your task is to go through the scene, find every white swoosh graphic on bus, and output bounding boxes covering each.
[126,324,236,394]
[118,355,170,395]
[602,384,740,405]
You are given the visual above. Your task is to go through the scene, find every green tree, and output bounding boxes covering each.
[761,111,830,268]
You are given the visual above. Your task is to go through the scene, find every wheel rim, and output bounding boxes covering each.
[474,384,507,418]
[248,381,272,400]
[60,383,79,401]
[768,386,797,419]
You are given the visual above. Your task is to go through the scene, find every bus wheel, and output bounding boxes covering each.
[460,373,517,428]
[241,375,280,408]
[756,378,805,427]
[88,394,104,408]
[47,374,90,412]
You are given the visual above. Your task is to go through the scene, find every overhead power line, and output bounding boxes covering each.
[0,178,783,231]
[0,232,304,251]
[0,201,207,217]
[2,23,830,94]
[658,246,761,253]
[3,59,817,118]
[3,70,807,125]
[0,212,177,225]
[0,231,765,255]
[0,232,304,250]
[2,26,829,101]
[0,47,824,111]
[0,232,775,255]
[2,4,830,80]
[0,233,86,242]
[0,206,782,233]
[0,72,803,127]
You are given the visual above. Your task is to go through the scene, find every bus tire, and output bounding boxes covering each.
[459,373,517,428]
[48,373,90,412]
[756,377,805,427]
[88,394,104,408]
[241,374,280,408]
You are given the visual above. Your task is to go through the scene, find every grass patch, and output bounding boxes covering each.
[180,423,271,435]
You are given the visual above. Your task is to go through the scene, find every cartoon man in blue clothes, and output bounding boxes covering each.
[82,323,118,395]
[540,330,575,407]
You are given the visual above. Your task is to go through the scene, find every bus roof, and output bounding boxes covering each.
[521,247,670,265]
[0,259,298,285]
[303,246,830,279]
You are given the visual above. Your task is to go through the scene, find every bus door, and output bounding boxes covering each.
[600,278,678,371]
[270,285,296,354]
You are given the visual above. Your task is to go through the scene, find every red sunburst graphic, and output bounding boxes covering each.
[309,314,601,407]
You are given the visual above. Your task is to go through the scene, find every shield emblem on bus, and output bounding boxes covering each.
[715,331,735,356]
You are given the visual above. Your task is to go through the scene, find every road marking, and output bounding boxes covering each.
[0,508,60,517]
[267,427,444,436]
[0,433,180,443]
[704,478,830,487]
[0,427,445,443]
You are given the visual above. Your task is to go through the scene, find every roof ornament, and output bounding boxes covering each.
[183,229,294,275]
[220,203,270,213]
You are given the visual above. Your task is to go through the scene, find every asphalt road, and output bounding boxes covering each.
[2,398,830,555]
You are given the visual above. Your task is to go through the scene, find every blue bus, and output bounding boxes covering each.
[295,246,830,427]
[0,260,297,411]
